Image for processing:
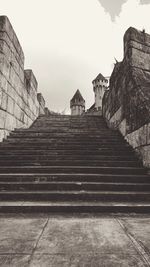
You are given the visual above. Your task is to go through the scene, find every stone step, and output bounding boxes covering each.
[0,160,141,167]
[0,155,138,161]
[0,191,149,201]
[1,144,132,151]
[3,138,129,144]
[0,182,149,191]
[12,132,121,138]
[0,166,146,174]
[1,149,136,156]
[0,201,149,213]
[14,129,118,134]
[9,135,124,141]
[0,145,133,152]
[6,138,125,144]
[0,173,148,183]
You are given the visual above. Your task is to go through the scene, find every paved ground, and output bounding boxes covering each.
[0,213,149,266]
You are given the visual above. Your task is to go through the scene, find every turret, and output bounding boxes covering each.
[70,89,85,115]
[92,73,108,111]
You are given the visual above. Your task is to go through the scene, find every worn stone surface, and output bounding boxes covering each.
[0,16,46,141]
[0,214,149,266]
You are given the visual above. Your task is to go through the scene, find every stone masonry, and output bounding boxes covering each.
[0,16,46,141]
[103,27,150,167]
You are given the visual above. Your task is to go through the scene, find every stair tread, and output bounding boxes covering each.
[0,166,144,169]
[0,201,150,207]
[0,182,149,185]
[0,173,148,177]
[0,190,150,194]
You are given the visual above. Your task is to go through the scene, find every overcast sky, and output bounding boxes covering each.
[0,0,150,113]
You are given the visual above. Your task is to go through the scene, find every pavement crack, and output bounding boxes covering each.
[115,218,150,267]
[28,217,49,266]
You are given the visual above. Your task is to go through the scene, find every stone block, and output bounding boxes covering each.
[0,129,5,141]
[16,118,24,129]
[0,91,8,111]
[7,96,15,115]
[21,87,28,104]
[0,73,7,92]
[109,107,123,129]
[5,113,16,131]
[126,124,147,148]
[136,145,150,168]
[9,67,22,94]
[19,66,24,84]
[0,39,11,61]
[119,119,126,137]
[13,30,24,65]
[10,53,20,75]
[0,109,6,128]
[147,123,150,145]
[7,84,17,101]
[0,53,10,79]
[37,93,45,110]
[14,103,22,121]
[0,16,14,42]
[24,69,38,93]
[131,48,150,71]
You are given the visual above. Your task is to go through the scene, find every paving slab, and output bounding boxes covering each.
[0,255,30,267]
[0,216,47,254]
[0,214,149,266]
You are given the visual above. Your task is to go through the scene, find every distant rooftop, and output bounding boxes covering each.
[92,73,108,83]
[70,89,85,104]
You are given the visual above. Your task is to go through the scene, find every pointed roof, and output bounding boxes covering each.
[70,89,85,103]
[92,73,107,83]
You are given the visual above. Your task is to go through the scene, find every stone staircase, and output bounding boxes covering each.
[0,114,149,213]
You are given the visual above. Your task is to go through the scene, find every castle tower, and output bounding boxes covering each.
[92,73,108,111]
[70,89,85,115]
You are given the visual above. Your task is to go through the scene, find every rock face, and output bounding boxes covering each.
[103,27,150,167]
[0,16,46,141]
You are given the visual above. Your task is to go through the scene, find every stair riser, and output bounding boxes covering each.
[13,131,119,135]
[2,205,150,213]
[2,143,131,149]
[5,139,125,144]
[0,193,149,201]
[1,151,135,156]
[0,184,149,191]
[0,205,149,213]
[0,168,146,175]
[0,161,140,167]
[0,156,137,161]
[0,175,148,183]
[9,133,121,140]
[0,147,133,153]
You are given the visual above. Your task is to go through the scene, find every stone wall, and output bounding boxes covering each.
[0,16,45,141]
[103,27,150,167]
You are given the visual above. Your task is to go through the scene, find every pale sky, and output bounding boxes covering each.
[0,0,150,113]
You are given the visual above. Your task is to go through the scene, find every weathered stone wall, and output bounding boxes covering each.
[0,16,45,141]
[103,27,150,167]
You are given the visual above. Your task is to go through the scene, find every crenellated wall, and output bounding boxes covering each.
[103,27,150,167]
[0,16,46,141]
